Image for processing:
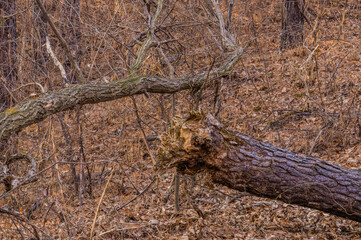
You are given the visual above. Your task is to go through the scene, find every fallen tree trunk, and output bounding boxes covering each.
[156,113,361,222]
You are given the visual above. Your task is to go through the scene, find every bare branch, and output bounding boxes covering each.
[130,0,164,75]
[34,0,85,83]
[45,36,68,85]
[0,154,38,192]
[225,0,234,30]
[0,207,54,239]
[209,0,237,51]
[0,45,245,142]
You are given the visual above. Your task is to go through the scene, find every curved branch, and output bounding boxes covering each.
[0,46,245,142]
[0,154,38,191]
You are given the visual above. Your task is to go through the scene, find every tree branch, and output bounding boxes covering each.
[130,0,164,75]
[0,207,54,239]
[0,154,38,192]
[0,46,245,143]
[34,0,85,83]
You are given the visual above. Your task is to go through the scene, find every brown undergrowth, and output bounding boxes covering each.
[1,0,361,239]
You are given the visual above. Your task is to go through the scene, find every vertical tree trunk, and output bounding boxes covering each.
[0,0,17,111]
[281,0,305,50]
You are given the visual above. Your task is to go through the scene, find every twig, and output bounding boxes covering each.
[76,106,86,205]
[328,52,350,87]
[0,207,54,239]
[274,109,340,117]
[131,96,156,165]
[10,216,26,240]
[308,125,329,156]
[157,45,176,120]
[163,176,175,203]
[42,202,55,228]
[174,172,180,212]
[183,180,205,218]
[185,175,249,201]
[0,76,18,103]
[49,120,66,204]
[90,168,114,240]
[34,0,85,83]
[112,177,156,214]
[1,154,38,192]
[45,36,68,85]
[302,44,319,68]
[193,57,216,111]
[116,160,140,194]
[0,151,56,200]
[57,113,78,193]
[225,0,234,30]
[95,223,147,239]
[157,46,181,211]
[11,82,46,94]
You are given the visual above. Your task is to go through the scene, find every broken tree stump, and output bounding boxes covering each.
[156,113,361,222]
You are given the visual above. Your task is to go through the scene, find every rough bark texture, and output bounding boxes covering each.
[156,113,361,222]
[0,46,244,143]
[281,0,305,50]
[0,0,17,111]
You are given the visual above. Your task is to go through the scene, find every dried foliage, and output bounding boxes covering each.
[1,0,361,239]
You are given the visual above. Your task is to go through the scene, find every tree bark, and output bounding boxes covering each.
[0,0,17,111]
[156,113,361,223]
[0,46,245,143]
[281,0,305,50]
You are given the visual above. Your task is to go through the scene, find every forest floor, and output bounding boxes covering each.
[2,1,361,239]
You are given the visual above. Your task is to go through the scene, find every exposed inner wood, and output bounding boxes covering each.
[156,113,361,222]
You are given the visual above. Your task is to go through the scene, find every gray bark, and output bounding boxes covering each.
[0,47,245,143]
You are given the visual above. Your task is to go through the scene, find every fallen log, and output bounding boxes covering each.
[156,113,361,222]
